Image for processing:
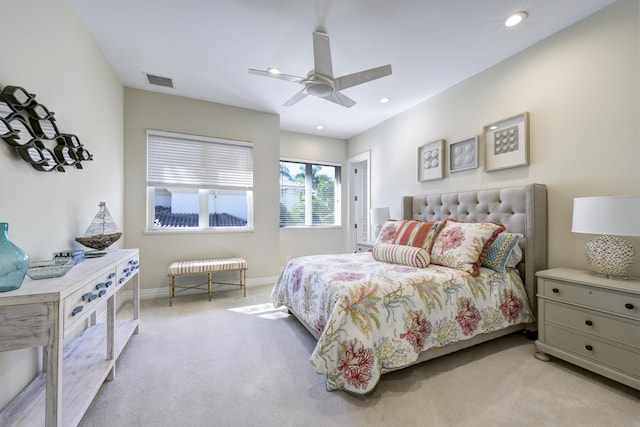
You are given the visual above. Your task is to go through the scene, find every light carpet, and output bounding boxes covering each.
[80,284,640,427]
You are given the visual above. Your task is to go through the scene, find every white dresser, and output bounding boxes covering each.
[535,268,640,390]
[0,249,140,427]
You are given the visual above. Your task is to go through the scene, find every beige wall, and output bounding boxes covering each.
[123,89,281,295]
[0,0,124,410]
[349,0,640,277]
[279,131,348,265]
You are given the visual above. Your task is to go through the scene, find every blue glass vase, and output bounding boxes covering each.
[0,222,29,292]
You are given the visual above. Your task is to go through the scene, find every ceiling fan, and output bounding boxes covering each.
[249,31,392,108]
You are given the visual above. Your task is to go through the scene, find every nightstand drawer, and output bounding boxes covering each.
[545,324,640,377]
[545,301,640,349]
[542,279,640,320]
[356,242,374,252]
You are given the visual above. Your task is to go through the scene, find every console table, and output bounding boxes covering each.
[0,249,140,427]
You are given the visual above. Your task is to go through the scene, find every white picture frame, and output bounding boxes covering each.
[483,112,529,172]
[448,136,478,173]
[418,139,444,182]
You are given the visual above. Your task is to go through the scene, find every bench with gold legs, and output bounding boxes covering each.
[168,258,247,306]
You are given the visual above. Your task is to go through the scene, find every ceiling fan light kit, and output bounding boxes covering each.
[249,31,392,108]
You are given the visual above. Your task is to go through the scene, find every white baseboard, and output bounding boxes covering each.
[116,275,278,304]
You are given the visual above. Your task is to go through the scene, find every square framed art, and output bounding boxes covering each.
[418,139,444,182]
[449,136,478,173]
[483,112,529,172]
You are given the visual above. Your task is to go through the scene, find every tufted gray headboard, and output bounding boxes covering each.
[402,183,547,321]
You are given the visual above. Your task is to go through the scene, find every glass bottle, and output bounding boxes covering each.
[0,222,29,292]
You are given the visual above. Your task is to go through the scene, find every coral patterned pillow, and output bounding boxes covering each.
[391,220,445,252]
[375,220,401,244]
[430,219,505,276]
[372,243,430,268]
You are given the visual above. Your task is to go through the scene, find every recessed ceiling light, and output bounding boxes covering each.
[380,97,391,104]
[267,67,282,75]
[504,11,528,27]
[315,124,324,130]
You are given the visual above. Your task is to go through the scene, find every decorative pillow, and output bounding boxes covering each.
[391,220,445,252]
[375,220,401,244]
[430,219,505,276]
[372,243,430,268]
[482,232,524,273]
[505,241,523,268]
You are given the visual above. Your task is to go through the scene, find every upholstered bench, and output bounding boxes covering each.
[168,257,247,306]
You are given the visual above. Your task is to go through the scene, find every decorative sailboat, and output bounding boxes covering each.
[75,202,122,252]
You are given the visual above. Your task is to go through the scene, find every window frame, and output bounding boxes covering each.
[279,157,342,229]
[146,129,254,234]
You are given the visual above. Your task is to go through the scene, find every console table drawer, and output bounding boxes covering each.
[116,256,140,287]
[542,279,640,319]
[63,269,117,335]
[545,301,640,349]
[545,324,640,377]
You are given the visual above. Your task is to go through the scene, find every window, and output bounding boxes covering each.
[147,130,253,232]
[279,159,341,227]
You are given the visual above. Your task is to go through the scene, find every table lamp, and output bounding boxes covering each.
[572,196,640,278]
[371,207,390,239]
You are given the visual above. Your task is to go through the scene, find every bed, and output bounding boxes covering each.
[272,184,547,393]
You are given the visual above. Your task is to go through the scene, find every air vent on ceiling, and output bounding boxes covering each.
[145,73,174,88]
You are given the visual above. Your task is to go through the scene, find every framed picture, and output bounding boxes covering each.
[418,139,444,181]
[483,112,529,172]
[449,136,478,173]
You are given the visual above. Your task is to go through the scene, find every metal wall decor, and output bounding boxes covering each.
[0,85,93,172]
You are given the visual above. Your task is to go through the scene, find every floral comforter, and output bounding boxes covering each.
[272,252,534,393]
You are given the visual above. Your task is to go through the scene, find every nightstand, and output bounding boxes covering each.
[534,268,640,390]
[356,241,375,252]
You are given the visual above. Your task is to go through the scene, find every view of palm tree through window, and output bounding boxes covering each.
[279,161,340,227]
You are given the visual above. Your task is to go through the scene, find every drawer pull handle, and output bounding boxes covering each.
[72,306,83,316]
[108,273,116,279]
[96,283,106,290]
[98,290,107,297]
[105,280,113,288]
[585,320,593,326]
[625,303,634,310]
[585,345,593,351]
[119,277,125,284]
[552,288,559,293]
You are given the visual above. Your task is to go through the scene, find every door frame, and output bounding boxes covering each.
[347,150,370,252]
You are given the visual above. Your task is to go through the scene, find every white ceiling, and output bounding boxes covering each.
[70,0,616,140]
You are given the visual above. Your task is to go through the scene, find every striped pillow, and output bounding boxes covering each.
[391,220,444,252]
[372,243,430,268]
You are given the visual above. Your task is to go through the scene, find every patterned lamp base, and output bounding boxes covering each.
[585,235,635,278]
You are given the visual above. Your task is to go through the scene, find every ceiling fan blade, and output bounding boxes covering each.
[283,88,309,107]
[312,32,334,78]
[321,91,356,108]
[248,68,305,83]
[334,64,392,91]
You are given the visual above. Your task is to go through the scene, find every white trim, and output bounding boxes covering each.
[117,276,279,301]
[146,129,253,148]
[280,156,342,168]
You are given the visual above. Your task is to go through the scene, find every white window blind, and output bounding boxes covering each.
[147,130,253,190]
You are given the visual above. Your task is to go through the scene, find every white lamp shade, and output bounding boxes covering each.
[371,207,390,226]
[572,196,640,237]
